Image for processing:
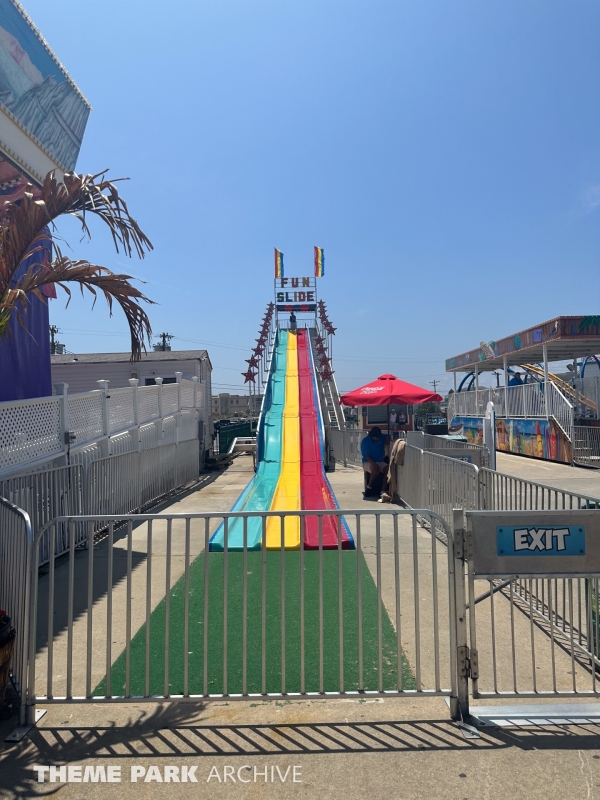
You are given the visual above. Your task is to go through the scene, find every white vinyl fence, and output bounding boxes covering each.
[0,377,208,479]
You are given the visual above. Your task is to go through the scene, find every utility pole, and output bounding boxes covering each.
[155,332,173,351]
[49,325,60,355]
[430,379,440,393]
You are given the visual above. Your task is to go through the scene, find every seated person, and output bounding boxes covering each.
[361,426,391,497]
[508,372,524,386]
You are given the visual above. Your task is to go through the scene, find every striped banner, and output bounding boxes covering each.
[314,246,324,277]
[274,248,284,278]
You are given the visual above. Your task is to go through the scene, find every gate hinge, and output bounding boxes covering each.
[457,646,479,680]
[454,529,474,561]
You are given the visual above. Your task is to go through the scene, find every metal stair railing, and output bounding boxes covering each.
[546,381,575,443]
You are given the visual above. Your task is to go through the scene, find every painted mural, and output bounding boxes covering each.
[0,0,89,171]
[450,416,573,464]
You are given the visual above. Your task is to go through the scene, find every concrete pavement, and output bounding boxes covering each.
[496,451,600,498]
[1,456,600,799]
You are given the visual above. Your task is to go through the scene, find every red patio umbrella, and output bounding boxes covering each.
[340,374,442,434]
[340,374,442,406]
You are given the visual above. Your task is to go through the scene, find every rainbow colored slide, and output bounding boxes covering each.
[209,329,353,551]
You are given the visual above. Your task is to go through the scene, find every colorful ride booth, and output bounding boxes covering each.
[446,316,600,466]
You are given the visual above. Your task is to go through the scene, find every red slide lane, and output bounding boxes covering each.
[297,331,351,549]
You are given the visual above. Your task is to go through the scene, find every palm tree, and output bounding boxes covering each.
[0,170,154,359]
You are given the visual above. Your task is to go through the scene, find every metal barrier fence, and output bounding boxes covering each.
[421,433,488,460]
[0,465,84,566]
[397,446,600,522]
[573,425,600,468]
[478,467,600,511]
[511,577,600,679]
[329,429,408,468]
[411,433,490,469]
[329,428,370,466]
[0,442,201,566]
[0,497,33,700]
[395,446,479,532]
[462,510,600,702]
[21,509,456,722]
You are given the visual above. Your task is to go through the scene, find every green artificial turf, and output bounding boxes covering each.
[95,550,415,697]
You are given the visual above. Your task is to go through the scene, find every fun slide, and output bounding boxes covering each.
[209,328,353,551]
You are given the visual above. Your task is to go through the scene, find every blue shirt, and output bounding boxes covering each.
[361,434,388,463]
[508,376,524,386]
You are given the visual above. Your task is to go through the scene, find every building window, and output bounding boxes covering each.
[145,377,177,386]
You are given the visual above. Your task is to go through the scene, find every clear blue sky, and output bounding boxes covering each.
[25,0,600,394]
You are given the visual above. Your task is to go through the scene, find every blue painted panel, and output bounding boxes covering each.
[497,525,586,557]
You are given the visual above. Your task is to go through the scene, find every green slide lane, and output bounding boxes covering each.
[209,331,288,551]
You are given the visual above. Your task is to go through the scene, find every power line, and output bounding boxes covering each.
[57,329,250,352]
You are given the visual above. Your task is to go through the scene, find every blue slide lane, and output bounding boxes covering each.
[209,331,288,551]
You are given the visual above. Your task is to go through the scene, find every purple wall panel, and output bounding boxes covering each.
[0,235,52,401]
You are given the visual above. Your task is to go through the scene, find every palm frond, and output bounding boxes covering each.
[1,255,154,360]
[0,170,155,358]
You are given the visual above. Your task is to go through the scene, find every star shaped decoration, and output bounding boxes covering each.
[320,368,334,381]
[246,356,259,368]
[242,368,257,383]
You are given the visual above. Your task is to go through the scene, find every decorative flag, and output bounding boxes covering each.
[314,246,325,277]
[274,248,284,278]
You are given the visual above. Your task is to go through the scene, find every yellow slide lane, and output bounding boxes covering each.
[266,331,301,549]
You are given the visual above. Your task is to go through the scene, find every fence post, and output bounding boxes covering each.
[451,508,470,721]
[155,377,164,442]
[97,380,110,456]
[129,378,141,453]
[155,377,163,416]
[129,378,139,425]
[53,382,69,463]
[175,371,182,411]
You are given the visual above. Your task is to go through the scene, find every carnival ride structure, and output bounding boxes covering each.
[210,327,352,551]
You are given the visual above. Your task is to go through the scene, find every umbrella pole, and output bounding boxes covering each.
[387,403,391,440]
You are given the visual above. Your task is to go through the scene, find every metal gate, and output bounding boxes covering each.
[11,504,600,739]
[16,508,459,731]
[453,509,600,719]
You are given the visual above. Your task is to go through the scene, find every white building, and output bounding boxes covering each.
[212,393,263,418]
[51,349,212,392]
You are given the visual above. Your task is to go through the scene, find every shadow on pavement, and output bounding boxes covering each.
[1,699,600,797]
